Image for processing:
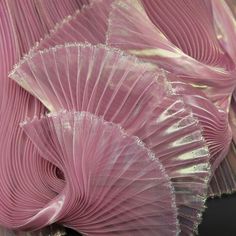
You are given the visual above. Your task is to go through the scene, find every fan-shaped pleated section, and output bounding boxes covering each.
[107,0,236,108]
[10,43,210,235]
[21,111,179,235]
[31,0,111,52]
[171,81,232,172]
[208,142,236,197]
[0,131,65,231]
[208,93,236,196]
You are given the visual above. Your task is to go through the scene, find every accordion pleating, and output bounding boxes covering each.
[208,143,236,196]
[107,0,236,109]
[171,81,232,172]
[209,93,236,196]
[1,0,236,234]
[106,0,236,202]
[31,0,111,53]
[0,0,91,235]
[10,43,210,234]
[20,111,179,235]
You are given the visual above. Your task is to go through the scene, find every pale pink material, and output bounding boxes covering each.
[206,0,236,197]
[107,0,236,110]
[212,0,236,66]
[21,111,179,235]
[171,81,232,172]
[34,0,90,29]
[32,0,111,51]
[5,0,91,54]
[10,43,210,234]
[0,0,89,235]
[107,0,236,201]
[209,94,236,196]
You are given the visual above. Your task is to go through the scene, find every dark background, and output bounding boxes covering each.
[198,193,236,236]
[65,192,236,235]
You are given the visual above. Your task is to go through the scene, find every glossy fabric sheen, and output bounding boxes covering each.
[107,0,236,109]
[22,111,179,235]
[1,0,236,235]
[106,0,236,202]
[10,43,210,235]
[0,0,90,235]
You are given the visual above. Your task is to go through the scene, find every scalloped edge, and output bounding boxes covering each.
[9,41,171,96]
[10,42,156,75]
[27,0,102,55]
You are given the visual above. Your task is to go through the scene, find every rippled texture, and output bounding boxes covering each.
[107,0,236,110]
[209,142,236,196]
[31,0,111,51]
[10,43,211,235]
[209,92,236,196]
[212,0,236,66]
[0,0,90,235]
[206,0,236,197]
[171,81,232,172]
[20,111,179,235]
[106,0,236,201]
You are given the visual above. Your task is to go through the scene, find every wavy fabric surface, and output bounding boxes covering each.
[107,0,236,110]
[208,142,236,196]
[206,0,236,197]
[171,81,232,172]
[32,0,112,51]
[10,43,211,235]
[0,0,90,235]
[212,0,236,66]
[34,0,90,30]
[21,111,179,235]
[209,93,236,196]
[107,0,236,201]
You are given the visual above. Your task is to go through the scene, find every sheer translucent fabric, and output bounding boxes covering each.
[10,43,210,235]
[107,0,236,110]
[21,111,179,235]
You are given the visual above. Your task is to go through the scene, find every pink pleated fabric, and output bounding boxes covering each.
[171,81,232,172]
[208,142,236,196]
[209,92,236,196]
[0,0,90,235]
[107,0,236,110]
[31,0,111,52]
[34,0,90,30]
[106,0,236,201]
[10,43,210,235]
[207,0,236,197]
[21,111,179,235]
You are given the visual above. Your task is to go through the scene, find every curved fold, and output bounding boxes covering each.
[10,43,210,234]
[209,93,236,196]
[171,81,232,172]
[212,0,236,65]
[209,142,236,197]
[107,0,236,109]
[21,111,179,235]
[34,0,90,30]
[31,0,112,53]
[0,0,89,234]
